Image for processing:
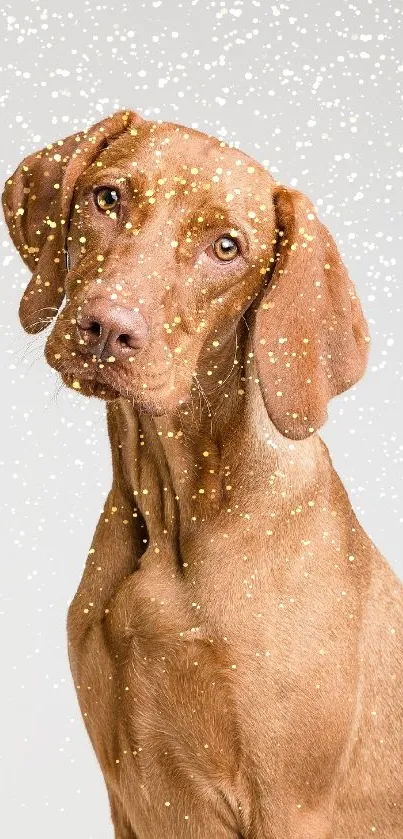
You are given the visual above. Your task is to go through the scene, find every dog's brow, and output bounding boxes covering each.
[182,208,253,247]
[186,202,255,228]
[91,167,147,186]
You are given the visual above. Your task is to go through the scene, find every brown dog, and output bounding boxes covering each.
[3,109,403,839]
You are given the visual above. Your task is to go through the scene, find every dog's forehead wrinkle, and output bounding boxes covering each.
[109,121,267,178]
[81,136,274,217]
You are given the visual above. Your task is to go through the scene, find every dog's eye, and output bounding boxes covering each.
[94,187,120,212]
[212,235,239,261]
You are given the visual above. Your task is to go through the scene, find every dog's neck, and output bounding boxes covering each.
[117,328,329,552]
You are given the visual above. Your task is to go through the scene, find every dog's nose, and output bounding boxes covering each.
[76,297,149,359]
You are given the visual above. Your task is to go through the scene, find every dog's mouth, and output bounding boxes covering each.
[46,343,186,413]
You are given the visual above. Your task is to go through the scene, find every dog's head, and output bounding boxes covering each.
[3,108,370,438]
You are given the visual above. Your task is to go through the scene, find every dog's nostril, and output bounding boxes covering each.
[77,315,102,337]
[118,334,132,347]
[87,321,102,337]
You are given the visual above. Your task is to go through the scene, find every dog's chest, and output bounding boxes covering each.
[71,495,369,838]
[74,539,360,839]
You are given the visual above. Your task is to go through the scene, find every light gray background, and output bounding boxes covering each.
[1,0,402,836]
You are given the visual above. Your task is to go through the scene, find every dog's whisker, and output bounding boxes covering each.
[27,351,46,372]
[192,372,213,435]
[204,323,239,397]
[13,339,45,364]
[191,373,202,422]
[8,331,42,353]
[32,305,59,315]
[23,314,54,332]
[241,313,251,335]
[41,376,65,415]
[12,319,52,352]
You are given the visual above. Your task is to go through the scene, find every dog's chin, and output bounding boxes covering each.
[60,371,121,401]
[57,367,186,416]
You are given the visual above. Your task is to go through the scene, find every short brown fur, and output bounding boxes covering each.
[3,109,403,838]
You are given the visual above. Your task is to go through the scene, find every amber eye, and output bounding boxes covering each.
[212,235,239,261]
[94,187,120,211]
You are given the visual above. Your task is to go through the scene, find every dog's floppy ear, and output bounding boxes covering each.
[2,109,144,334]
[250,186,370,440]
